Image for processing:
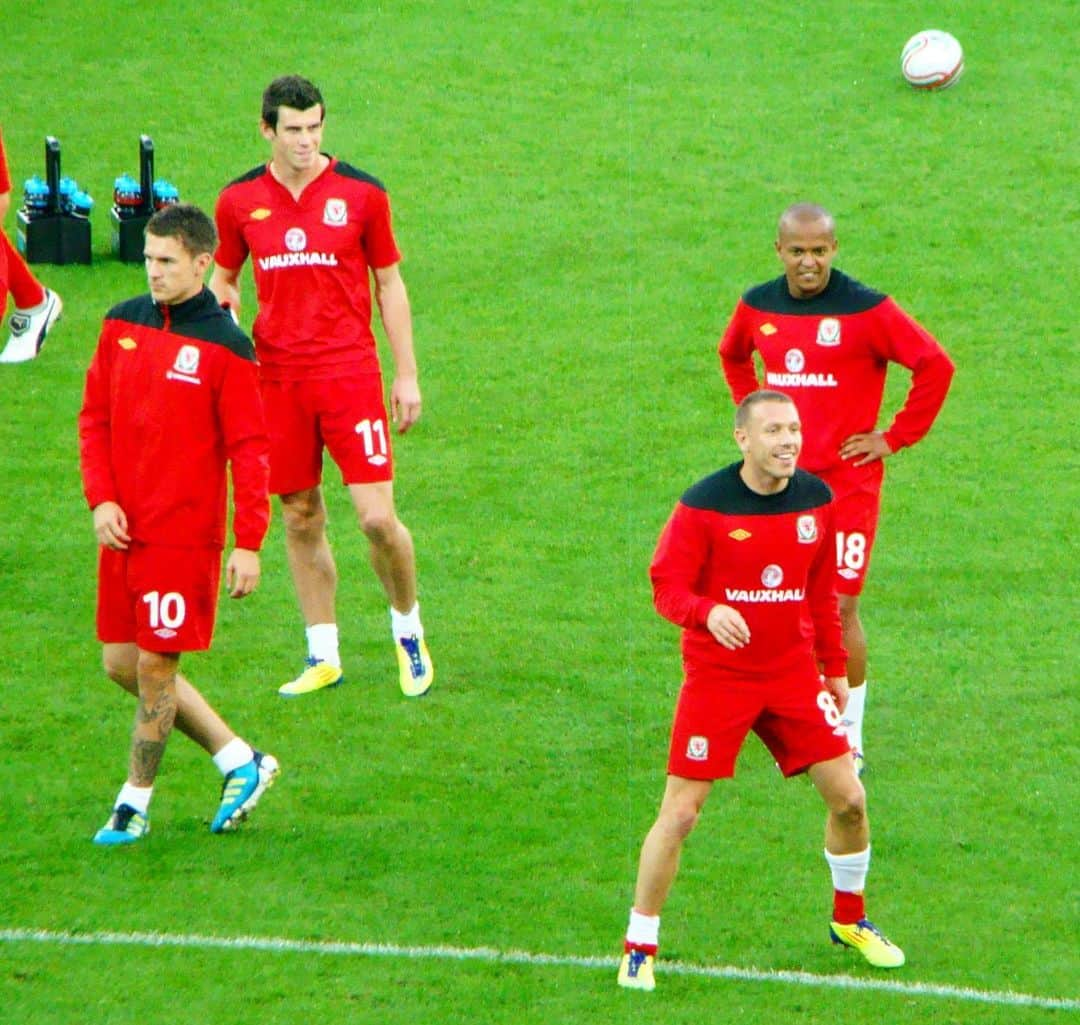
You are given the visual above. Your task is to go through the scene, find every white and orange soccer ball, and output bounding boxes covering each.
[901,30,965,90]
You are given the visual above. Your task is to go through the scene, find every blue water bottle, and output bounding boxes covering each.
[152,179,180,209]
[113,174,142,218]
[71,189,94,218]
[23,175,52,218]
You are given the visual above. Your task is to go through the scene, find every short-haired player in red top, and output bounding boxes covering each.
[79,203,278,845]
[0,123,63,363]
[211,75,433,699]
[618,391,903,993]
[719,204,955,773]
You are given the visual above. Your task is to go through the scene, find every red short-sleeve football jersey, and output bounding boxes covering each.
[215,157,401,381]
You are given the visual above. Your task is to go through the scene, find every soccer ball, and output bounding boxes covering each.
[900,30,964,90]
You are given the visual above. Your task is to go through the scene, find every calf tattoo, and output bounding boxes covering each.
[129,690,177,786]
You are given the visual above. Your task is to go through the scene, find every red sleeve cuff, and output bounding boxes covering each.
[821,658,847,678]
[692,596,717,629]
[86,490,115,511]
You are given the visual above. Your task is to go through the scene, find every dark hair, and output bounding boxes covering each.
[734,389,796,428]
[262,75,325,128]
[145,203,217,257]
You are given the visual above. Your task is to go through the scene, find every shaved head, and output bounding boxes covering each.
[774,203,839,298]
[778,203,835,241]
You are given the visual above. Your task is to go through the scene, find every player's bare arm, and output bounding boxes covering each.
[823,675,851,715]
[209,264,243,320]
[225,547,260,598]
[0,190,10,221]
[706,603,751,650]
[839,430,893,466]
[92,501,131,551]
[374,263,422,434]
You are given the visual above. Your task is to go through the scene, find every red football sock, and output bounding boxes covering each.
[833,889,865,924]
[1,234,45,309]
[624,939,658,955]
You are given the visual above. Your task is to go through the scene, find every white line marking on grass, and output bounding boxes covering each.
[2,927,1077,1011]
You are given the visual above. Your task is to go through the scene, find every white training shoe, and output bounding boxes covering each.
[1,289,63,363]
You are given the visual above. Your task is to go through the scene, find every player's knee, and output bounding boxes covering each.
[136,650,178,692]
[831,784,867,827]
[359,506,400,545]
[838,596,861,629]
[660,797,704,840]
[102,649,136,688]
[281,492,327,539]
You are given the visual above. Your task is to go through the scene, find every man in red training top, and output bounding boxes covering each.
[79,203,277,845]
[0,123,62,363]
[211,75,433,699]
[618,390,903,993]
[719,204,954,771]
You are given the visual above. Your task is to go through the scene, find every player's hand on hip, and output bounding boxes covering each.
[706,604,751,650]
[391,373,422,434]
[839,430,892,466]
[225,548,260,598]
[92,501,131,550]
[823,675,850,714]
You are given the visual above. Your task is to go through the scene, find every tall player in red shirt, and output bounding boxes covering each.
[618,392,903,993]
[79,204,278,845]
[719,204,954,772]
[211,75,433,699]
[0,123,62,363]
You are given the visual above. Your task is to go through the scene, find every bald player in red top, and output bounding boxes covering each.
[719,204,954,772]
[211,75,433,699]
[0,124,62,363]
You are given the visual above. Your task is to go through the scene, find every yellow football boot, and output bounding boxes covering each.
[396,635,434,697]
[278,658,344,697]
[617,949,656,991]
[830,918,905,968]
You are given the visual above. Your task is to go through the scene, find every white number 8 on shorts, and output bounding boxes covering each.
[817,689,848,737]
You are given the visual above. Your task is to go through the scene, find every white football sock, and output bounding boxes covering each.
[117,782,153,814]
[306,623,340,667]
[212,737,255,776]
[844,682,868,753]
[825,846,870,893]
[390,602,423,641]
[626,908,660,947]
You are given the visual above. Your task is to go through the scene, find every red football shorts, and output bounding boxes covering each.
[97,543,222,652]
[818,465,883,597]
[260,374,394,495]
[667,663,852,780]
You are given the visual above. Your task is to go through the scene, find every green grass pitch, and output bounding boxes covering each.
[0,2,1076,1022]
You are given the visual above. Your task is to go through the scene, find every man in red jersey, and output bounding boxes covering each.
[0,124,62,363]
[80,204,278,846]
[210,75,433,699]
[618,391,903,992]
[719,204,954,772]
